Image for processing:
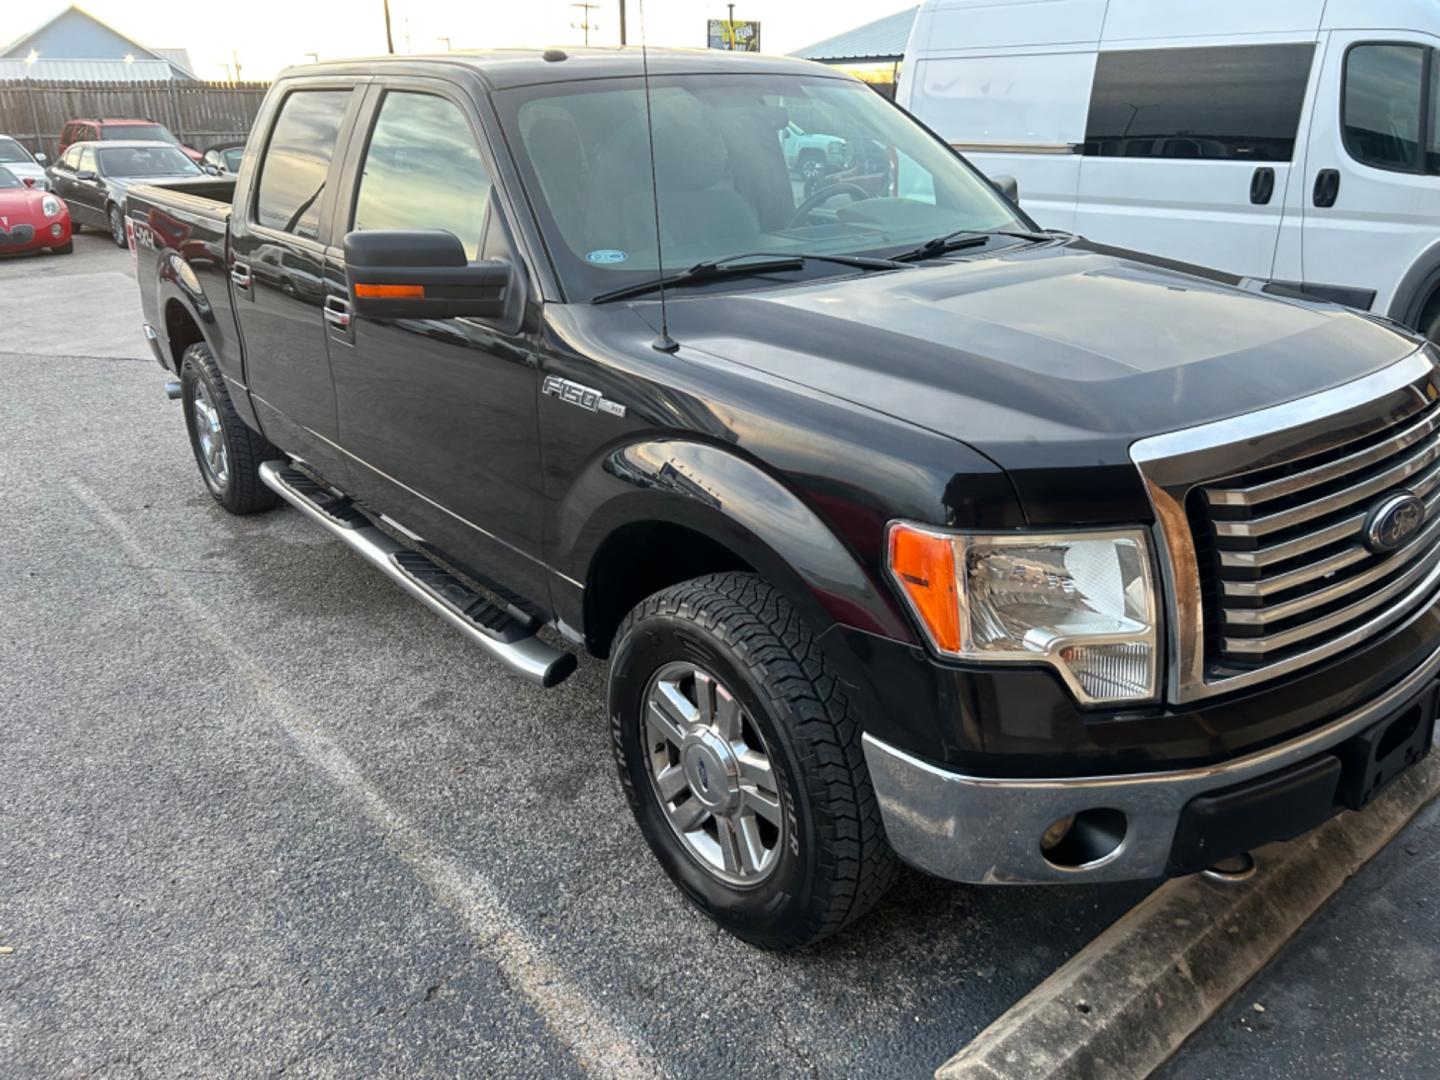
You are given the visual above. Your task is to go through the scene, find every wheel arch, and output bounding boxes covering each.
[1387,239,1440,331]
[569,439,916,659]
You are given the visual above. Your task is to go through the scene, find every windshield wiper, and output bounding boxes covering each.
[590,251,902,305]
[894,228,1057,263]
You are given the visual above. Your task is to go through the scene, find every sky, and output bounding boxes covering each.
[14,0,916,82]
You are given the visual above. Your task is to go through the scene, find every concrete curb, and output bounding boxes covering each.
[934,752,1440,1080]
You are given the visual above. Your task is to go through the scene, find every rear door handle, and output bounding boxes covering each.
[1249,166,1275,205]
[1313,168,1340,208]
[230,263,252,290]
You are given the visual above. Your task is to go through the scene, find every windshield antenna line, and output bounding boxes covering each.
[639,0,679,353]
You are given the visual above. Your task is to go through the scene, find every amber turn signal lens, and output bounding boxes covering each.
[354,282,425,299]
[887,524,961,653]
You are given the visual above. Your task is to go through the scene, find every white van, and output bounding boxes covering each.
[899,0,1440,337]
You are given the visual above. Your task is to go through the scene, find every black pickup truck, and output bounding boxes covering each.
[129,49,1439,949]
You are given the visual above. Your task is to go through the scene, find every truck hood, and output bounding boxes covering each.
[658,238,1421,522]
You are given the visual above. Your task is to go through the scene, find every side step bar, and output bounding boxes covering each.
[259,460,577,688]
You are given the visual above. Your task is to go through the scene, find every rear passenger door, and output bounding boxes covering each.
[229,81,364,486]
[1075,42,1316,278]
[325,81,549,601]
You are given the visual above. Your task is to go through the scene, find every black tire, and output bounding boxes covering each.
[609,572,897,950]
[71,221,83,234]
[108,204,126,248]
[179,342,281,514]
[52,240,73,255]
[1420,292,1440,345]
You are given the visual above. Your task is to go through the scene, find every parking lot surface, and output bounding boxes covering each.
[1160,798,1440,1080]
[0,235,1155,1078]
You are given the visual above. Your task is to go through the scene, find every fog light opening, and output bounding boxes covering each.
[50,223,64,237]
[1039,807,1128,870]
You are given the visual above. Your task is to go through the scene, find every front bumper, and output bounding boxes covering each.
[865,638,1440,883]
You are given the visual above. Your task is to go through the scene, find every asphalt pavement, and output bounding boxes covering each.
[0,234,1154,1077]
[1159,798,1440,1080]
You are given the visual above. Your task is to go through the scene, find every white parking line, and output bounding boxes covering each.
[68,478,668,1080]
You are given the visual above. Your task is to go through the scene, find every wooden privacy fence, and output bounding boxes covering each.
[0,79,270,159]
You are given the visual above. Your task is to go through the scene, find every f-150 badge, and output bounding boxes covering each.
[542,375,627,418]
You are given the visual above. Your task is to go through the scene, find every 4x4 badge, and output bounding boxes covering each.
[542,375,627,418]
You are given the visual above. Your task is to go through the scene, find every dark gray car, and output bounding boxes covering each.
[47,140,201,246]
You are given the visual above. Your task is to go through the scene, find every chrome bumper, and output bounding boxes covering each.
[864,640,1440,884]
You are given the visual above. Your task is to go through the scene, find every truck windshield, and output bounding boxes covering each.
[495,72,1023,300]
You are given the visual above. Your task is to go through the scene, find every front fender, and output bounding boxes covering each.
[560,438,917,644]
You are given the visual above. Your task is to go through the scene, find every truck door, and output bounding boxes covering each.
[1073,41,1315,279]
[228,82,363,487]
[1299,32,1440,319]
[324,82,549,602]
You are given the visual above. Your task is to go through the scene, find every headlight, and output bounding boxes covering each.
[41,195,61,217]
[887,524,1160,705]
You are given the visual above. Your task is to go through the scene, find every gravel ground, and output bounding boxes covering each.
[0,234,1155,1078]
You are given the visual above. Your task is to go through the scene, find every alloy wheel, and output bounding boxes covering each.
[643,661,786,885]
[191,381,229,489]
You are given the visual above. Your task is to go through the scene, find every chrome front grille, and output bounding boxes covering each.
[1196,393,1440,669]
[1130,347,1440,703]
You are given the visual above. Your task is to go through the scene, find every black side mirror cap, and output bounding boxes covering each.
[343,229,510,321]
[990,173,1019,204]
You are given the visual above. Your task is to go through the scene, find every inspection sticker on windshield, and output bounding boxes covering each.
[586,249,628,264]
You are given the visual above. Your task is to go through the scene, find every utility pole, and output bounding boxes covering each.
[383,0,395,54]
[618,0,627,45]
[571,2,600,46]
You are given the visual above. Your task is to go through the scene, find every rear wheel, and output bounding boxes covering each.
[609,572,897,949]
[180,342,281,514]
[108,204,126,248]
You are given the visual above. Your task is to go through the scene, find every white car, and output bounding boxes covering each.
[900,0,1440,338]
[0,135,49,190]
[778,120,848,179]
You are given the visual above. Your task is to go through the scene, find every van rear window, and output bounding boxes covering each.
[1084,44,1315,162]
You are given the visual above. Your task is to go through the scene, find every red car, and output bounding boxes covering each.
[58,118,203,164]
[0,166,72,256]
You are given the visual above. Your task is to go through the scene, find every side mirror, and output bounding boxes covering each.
[343,229,510,321]
[203,164,222,175]
[991,173,1019,204]
[34,151,47,164]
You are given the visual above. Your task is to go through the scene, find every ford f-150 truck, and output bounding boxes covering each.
[129,49,1439,950]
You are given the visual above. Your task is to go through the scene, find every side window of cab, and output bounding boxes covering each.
[350,90,494,259]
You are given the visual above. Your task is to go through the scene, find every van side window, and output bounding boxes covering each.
[1084,44,1315,162]
[254,89,352,239]
[351,91,492,259]
[1343,45,1425,173]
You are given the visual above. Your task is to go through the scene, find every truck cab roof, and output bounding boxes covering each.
[278,47,841,91]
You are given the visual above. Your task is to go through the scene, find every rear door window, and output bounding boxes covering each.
[1343,44,1426,172]
[1085,44,1316,161]
[254,89,352,239]
[350,91,492,259]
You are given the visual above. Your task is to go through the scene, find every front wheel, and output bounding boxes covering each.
[108,204,126,248]
[609,572,897,949]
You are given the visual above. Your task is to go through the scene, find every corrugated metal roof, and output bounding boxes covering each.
[0,58,177,81]
[790,6,918,63]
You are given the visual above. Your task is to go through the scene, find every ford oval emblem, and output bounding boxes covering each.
[1365,492,1425,554]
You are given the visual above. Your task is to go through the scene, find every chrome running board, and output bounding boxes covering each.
[259,460,576,688]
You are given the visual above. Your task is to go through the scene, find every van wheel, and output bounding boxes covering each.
[180,342,280,514]
[1420,293,1440,344]
[608,572,897,950]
